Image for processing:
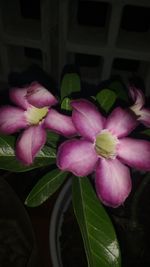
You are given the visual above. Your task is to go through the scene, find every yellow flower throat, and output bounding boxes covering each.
[95,130,118,159]
[26,106,48,125]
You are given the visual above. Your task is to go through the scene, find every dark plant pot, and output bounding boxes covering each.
[49,179,72,267]
[49,179,87,267]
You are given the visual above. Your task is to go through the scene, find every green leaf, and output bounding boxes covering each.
[108,81,128,102]
[46,131,60,148]
[96,89,117,113]
[72,177,121,267]
[0,134,56,172]
[34,145,56,168]
[61,97,72,111]
[25,169,68,207]
[61,73,81,100]
[140,128,150,137]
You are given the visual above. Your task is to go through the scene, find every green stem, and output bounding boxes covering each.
[130,172,150,226]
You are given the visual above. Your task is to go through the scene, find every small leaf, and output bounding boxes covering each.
[137,127,150,140]
[108,81,128,102]
[140,129,150,137]
[61,97,72,111]
[61,73,81,100]
[0,134,56,172]
[96,89,117,113]
[72,177,121,267]
[25,169,68,207]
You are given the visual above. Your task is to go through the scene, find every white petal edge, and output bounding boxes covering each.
[95,158,131,208]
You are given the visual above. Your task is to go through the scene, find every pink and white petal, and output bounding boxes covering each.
[106,107,138,138]
[0,106,27,134]
[129,86,145,108]
[26,82,58,108]
[57,139,98,176]
[44,109,77,137]
[117,137,150,171]
[9,87,29,109]
[95,158,131,208]
[138,108,150,127]
[16,125,47,165]
[71,99,105,141]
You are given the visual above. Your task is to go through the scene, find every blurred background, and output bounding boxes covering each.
[0,0,150,94]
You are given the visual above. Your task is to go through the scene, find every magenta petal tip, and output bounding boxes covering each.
[26,81,58,108]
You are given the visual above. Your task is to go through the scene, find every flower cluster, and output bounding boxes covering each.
[0,81,150,208]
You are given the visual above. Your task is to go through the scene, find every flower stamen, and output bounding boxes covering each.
[95,130,118,159]
[26,106,48,125]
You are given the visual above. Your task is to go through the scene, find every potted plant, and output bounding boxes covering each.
[0,72,150,267]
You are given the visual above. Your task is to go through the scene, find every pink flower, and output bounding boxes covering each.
[57,99,150,207]
[129,85,150,127]
[0,82,76,165]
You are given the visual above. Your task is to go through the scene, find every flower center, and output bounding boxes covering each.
[26,106,48,125]
[95,130,118,159]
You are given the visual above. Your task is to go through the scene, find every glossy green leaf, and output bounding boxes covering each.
[25,169,68,207]
[72,177,121,267]
[108,81,128,102]
[96,89,117,113]
[61,97,72,111]
[0,134,56,172]
[61,73,81,100]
